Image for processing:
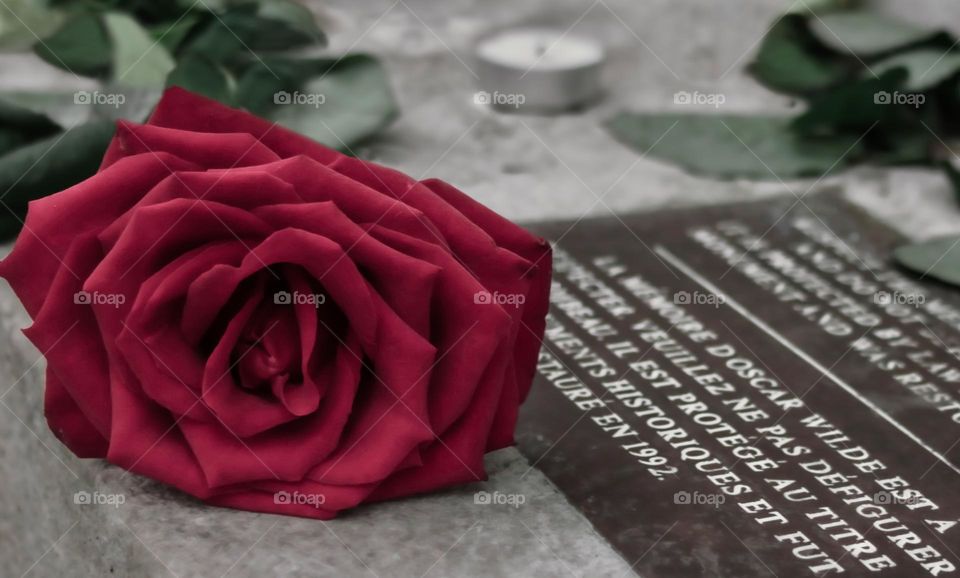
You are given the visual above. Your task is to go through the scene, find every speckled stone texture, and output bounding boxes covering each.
[2,0,960,576]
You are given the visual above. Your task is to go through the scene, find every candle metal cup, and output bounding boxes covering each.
[474,28,605,114]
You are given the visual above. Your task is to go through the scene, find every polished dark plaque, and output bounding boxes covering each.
[518,193,960,577]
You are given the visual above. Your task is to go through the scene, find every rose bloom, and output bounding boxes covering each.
[1,88,551,519]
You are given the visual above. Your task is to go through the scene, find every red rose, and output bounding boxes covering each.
[1,88,551,519]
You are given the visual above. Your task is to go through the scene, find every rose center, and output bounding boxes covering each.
[234,300,302,393]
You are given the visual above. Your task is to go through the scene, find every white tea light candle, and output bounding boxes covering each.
[474,28,604,113]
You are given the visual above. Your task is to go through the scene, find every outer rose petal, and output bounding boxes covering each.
[44,368,108,457]
[145,87,341,165]
[421,177,553,402]
[99,170,300,249]
[215,156,444,246]
[366,225,513,435]
[420,179,552,449]
[25,236,112,439]
[0,152,197,316]
[100,121,281,170]
[328,158,550,448]
[371,335,515,500]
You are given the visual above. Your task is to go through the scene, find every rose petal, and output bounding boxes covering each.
[146,87,341,165]
[99,170,300,250]
[370,337,515,500]
[367,225,513,435]
[0,152,196,316]
[44,368,108,458]
[106,361,213,500]
[181,331,363,488]
[199,273,305,436]
[213,156,443,245]
[101,121,281,170]
[423,177,552,404]
[326,156,550,448]
[253,202,441,338]
[25,235,113,437]
[117,241,248,421]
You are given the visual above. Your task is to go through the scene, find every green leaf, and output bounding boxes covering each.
[786,0,862,15]
[0,127,22,154]
[940,160,960,204]
[47,0,203,24]
[808,11,939,56]
[166,55,231,102]
[235,55,398,149]
[0,96,62,156]
[750,16,849,95]
[0,97,62,133]
[605,113,863,180]
[183,4,322,66]
[894,236,960,287]
[870,49,960,91]
[792,69,914,136]
[34,12,111,77]
[868,131,932,165]
[0,121,116,240]
[0,91,99,127]
[792,69,936,165]
[179,8,258,65]
[103,12,176,88]
[177,0,225,11]
[0,0,65,51]
[151,13,202,54]
[257,0,325,47]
